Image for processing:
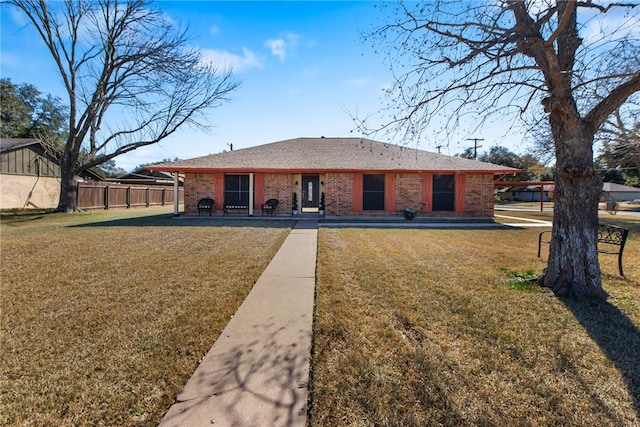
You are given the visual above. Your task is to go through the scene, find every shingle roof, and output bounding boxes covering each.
[147,137,520,174]
[0,138,41,153]
[602,182,640,192]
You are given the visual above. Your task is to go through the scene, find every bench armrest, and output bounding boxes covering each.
[537,230,551,258]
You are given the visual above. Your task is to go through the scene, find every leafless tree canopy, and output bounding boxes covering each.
[11,0,239,173]
[599,104,640,170]
[365,1,640,300]
[361,0,640,143]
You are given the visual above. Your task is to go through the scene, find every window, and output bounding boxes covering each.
[224,174,250,204]
[363,174,385,210]
[433,175,455,211]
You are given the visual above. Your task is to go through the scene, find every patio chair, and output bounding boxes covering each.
[261,198,278,216]
[197,197,214,216]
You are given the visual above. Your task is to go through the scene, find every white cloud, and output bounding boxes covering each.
[159,11,177,28]
[265,32,302,61]
[265,38,287,61]
[524,0,550,18]
[200,47,262,72]
[209,25,220,36]
[581,8,640,44]
[285,32,301,48]
[346,77,371,88]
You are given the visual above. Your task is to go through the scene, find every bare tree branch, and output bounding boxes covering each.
[362,0,640,299]
[584,74,640,133]
[545,0,576,48]
[9,0,239,211]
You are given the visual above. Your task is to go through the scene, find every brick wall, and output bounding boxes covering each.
[323,171,496,217]
[184,172,293,216]
[183,171,496,217]
[464,173,494,217]
[264,173,292,215]
[325,172,353,216]
[184,172,217,215]
[394,173,423,213]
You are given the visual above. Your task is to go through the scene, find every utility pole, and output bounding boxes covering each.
[467,138,484,160]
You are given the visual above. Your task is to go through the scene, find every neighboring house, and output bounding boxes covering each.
[1,138,62,209]
[147,137,519,217]
[601,182,640,203]
[106,170,184,186]
[0,138,102,209]
[499,184,554,202]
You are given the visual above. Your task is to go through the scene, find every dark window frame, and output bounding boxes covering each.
[224,174,250,205]
[362,173,385,211]
[432,174,455,211]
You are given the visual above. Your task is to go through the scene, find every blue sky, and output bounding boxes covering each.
[1,1,531,171]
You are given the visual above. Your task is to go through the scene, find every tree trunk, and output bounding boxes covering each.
[55,153,79,213]
[540,124,607,300]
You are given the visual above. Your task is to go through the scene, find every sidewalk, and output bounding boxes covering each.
[159,219,318,427]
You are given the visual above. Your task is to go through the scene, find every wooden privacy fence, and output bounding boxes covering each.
[77,183,183,210]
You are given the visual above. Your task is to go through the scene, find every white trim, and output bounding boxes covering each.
[249,172,254,216]
[173,172,179,216]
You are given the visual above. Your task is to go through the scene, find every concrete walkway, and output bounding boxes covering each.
[159,219,318,427]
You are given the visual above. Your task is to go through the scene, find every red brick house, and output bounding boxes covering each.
[147,137,518,217]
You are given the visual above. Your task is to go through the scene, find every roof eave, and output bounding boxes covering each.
[146,165,520,174]
[0,138,43,154]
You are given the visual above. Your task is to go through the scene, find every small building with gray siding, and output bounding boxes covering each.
[0,138,62,209]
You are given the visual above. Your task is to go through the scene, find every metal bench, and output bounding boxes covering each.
[538,223,630,276]
[197,197,214,216]
[261,198,278,216]
[223,200,250,215]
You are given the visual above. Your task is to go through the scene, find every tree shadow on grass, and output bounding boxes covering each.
[70,214,297,228]
[561,297,640,418]
[159,315,311,427]
[69,214,518,230]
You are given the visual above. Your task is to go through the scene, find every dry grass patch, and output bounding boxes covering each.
[312,226,640,426]
[1,208,293,426]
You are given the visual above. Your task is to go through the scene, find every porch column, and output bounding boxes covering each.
[249,172,254,216]
[455,174,466,213]
[384,173,396,213]
[352,173,363,212]
[422,173,433,212]
[173,171,179,217]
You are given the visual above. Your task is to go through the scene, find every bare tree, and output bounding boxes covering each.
[363,1,640,299]
[10,0,239,212]
[599,105,640,177]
